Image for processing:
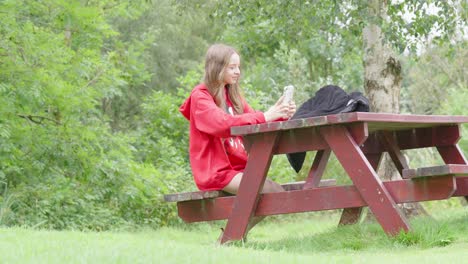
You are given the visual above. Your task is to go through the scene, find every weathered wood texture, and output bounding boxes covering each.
[320,125,410,235]
[246,125,462,155]
[338,152,382,226]
[380,131,409,175]
[303,149,331,189]
[361,126,462,154]
[164,179,337,202]
[220,132,278,243]
[177,176,456,223]
[231,112,468,136]
[454,177,468,197]
[436,144,468,202]
[402,164,468,179]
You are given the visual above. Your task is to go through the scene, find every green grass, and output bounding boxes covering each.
[0,206,466,264]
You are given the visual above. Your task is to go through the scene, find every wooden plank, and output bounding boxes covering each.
[320,125,410,235]
[402,164,468,179]
[339,208,363,225]
[164,190,230,202]
[437,145,468,164]
[164,179,337,202]
[273,127,328,154]
[330,112,468,125]
[380,131,409,175]
[436,145,468,202]
[272,123,368,155]
[231,116,328,136]
[347,122,369,146]
[283,179,336,191]
[220,132,279,244]
[177,176,456,223]
[361,126,462,154]
[339,152,382,226]
[454,177,468,197]
[231,113,468,136]
[303,150,331,189]
[250,125,462,156]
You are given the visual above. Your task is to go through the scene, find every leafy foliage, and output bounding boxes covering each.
[0,0,197,230]
[402,41,468,151]
[0,0,466,231]
[216,0,364,100]
[215,0,466,104]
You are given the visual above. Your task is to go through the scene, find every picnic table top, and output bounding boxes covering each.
[231,112,468,136]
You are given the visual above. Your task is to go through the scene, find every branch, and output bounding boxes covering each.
[103,2,121,10]
[18,114,62,125]
[82,68,104,89]
[432,54,465,91]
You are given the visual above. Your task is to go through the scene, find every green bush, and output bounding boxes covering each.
[0,0,188,230]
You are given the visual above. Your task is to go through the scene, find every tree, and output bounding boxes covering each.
[363,0,401,114]
[0,0,185,229]
[361,0,467,216]
[404,42,468,115]
[213,0,466,217]
[103,0,222,131]
[362,0,423,217]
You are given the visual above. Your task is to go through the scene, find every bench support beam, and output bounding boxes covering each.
[437,144,468,202]
[177,176,456,223]
[321,125,411,235]
[338,152,382,226]
[304,149,331,189]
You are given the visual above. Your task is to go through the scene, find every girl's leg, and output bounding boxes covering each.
[223,172,284,194]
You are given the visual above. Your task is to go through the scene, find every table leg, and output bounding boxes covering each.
[220,132,279,244]
[437,144,468,202]
[321,125,410,235]
[339,152,382,225]
[380,131,410,175]
[303,149,331,189]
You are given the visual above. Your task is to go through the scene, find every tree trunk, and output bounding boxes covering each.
[363,0,427,219]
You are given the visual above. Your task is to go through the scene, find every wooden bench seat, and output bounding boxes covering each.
[164,179,336,203]
[402,164,468,179]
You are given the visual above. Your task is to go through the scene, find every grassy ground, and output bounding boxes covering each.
[0,204,466,264]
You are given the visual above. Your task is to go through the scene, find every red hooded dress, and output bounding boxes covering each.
[179,83,267,191]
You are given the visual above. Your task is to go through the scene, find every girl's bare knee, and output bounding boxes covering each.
[223,174,284,194]
[222,173,243,194]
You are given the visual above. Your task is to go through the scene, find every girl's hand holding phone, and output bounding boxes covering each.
[264,86,296,122]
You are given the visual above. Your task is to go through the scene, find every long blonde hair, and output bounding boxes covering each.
[204,44,244,114]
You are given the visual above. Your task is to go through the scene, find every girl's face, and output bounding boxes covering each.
[223,53,240,85]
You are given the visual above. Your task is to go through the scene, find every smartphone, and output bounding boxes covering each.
[283,85,294,104]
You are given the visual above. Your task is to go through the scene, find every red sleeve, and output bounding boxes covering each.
[192,90,266,138]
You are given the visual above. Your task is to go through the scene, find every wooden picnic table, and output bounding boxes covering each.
[171,112,468,244]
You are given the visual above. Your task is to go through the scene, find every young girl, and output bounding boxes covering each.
[179,44,296,194]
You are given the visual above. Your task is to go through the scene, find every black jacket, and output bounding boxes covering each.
[287,85,370,172]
